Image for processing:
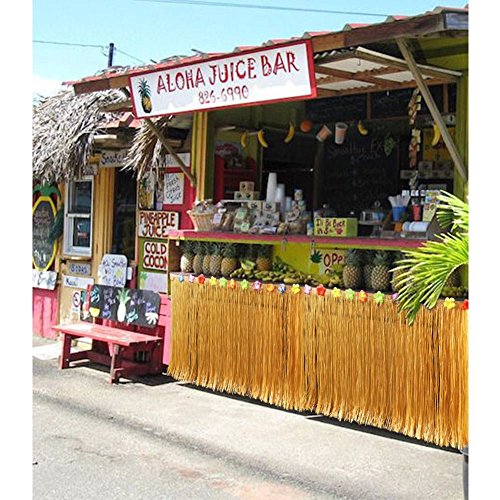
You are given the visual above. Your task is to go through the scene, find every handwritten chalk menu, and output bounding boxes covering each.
[32,196,57,271]
[81,284,161,327]
[163,172,184,205]
[98,254,128,287]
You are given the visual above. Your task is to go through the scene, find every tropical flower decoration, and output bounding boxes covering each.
[209,276,217,286]
[228,279,236,289]
[391,292,399,301]
[316,284,326,296]
[278,284,286,294]
[266,284,275,293]
[331,287,342,298]
[178,274,184,283]
[345,289,355,300]
[219,277,228,288]
[461,299,469,310]
[188,274,195,283]
[358,290,368,303]
[240,279,249,290]
[444,297,456,310]
[253,281,262,291]
[304,285,312,295]
[374,291,385,305]
[291,284,301,294]
[197,274,205,285]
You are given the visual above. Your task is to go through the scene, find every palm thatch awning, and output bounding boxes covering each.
[32,89,125,183]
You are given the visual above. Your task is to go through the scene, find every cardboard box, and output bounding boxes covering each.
[241,191,259,200]
[313,217,358,237]
[263,202,279,212]
[247,200,263,211]
[239,181,255,192]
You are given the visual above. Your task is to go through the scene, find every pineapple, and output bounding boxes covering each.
[180,241,195,273]
[221,243,239,278]
[202,242,211,275]
[371,251,392,291]
[363,250,375,290]
[256,245,273,272]
[192,241,204,275]
[390,251,405,292]
[445,268,461,287]
[138,78,152,114]
[209,242,224,277]
[342,249,363,289]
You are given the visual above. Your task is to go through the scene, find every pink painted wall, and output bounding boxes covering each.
[32,288,59,339]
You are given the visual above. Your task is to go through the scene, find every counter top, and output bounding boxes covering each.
[167,230,427,250]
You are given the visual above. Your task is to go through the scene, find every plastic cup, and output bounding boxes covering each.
[411,204,422,221]
[392,206,406,222]
[315,125,333,142]
[334,122,348,144]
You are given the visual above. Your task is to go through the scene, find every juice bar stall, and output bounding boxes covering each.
[66,9,468,449]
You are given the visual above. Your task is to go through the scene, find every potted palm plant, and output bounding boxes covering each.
[393,191,468,498]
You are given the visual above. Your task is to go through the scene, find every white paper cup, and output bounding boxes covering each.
[334,122,348,144]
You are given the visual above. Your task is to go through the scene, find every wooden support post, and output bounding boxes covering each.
[110,344,124,384]
[396,38,467,182]
[59,334,72,369]
[143,118,197,187]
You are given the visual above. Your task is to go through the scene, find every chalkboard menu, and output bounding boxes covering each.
[319,133,401,215]
[305,94,366,123]
[81,285,161,327]
[32,196,57,271]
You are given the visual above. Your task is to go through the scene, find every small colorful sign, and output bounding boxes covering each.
[314,217,358,237]
[98,254,128,287]
[139,271,167,294]
[68,262,92,276]
[32,270,57,290]
[63,275,94,289]
[142,240,168,271]
[129,40,316,118]
[138,210,180,238]
[32,196,58,271]
[99,149,128,168]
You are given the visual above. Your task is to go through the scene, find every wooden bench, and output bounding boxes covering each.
[52,286,168,384]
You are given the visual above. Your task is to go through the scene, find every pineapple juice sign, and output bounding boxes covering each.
[129,41,316,118]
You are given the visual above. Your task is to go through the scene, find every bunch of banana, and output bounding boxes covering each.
[440,286,468,298]
[284,121,295,144]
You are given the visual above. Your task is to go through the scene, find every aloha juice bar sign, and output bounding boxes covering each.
[129,41,316,118]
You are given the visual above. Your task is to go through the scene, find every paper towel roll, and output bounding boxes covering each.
[266,173,277,203]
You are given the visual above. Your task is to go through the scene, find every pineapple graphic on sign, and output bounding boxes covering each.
[138,78,152,114]
[117,289,131,322]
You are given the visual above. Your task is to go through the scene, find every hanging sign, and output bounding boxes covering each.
[99,149,128,168]
[138,210,179,238]
[32,196,58,271]
[129,40,316,118]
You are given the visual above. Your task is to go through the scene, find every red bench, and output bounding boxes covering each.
[52,289,169,384]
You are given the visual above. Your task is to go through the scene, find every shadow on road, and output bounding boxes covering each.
[177,381,460,454]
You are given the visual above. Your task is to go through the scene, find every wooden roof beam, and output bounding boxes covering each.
[315,65,406,90]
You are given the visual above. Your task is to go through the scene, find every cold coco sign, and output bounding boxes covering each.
[129,41,316,118]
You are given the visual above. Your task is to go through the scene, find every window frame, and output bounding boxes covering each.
[63,177,94,257]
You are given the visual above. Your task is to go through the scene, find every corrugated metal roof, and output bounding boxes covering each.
[66,5,468,92]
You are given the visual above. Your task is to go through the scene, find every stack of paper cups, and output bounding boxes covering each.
[274,184,286,212]
[285,196,292,212]
[266,172,277,203]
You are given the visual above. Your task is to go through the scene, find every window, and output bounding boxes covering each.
[64,178,93,256]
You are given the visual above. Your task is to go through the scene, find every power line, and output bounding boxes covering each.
[34,40,145,65]
[132,0,391,17]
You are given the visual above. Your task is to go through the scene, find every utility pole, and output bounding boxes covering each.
[107,42,115,67]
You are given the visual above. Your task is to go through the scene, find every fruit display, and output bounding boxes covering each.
[221,243,239,278]
[256,245,272,271]
[192,241,204,275]
[362,250,375,290]
[180,240,195,273]
[209,242,223,277]
[342,249,363,289]
[371,251,392,292]
[202,242,211,276]
[440,286,468,298]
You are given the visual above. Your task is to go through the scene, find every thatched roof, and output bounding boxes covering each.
[32,89,125,183]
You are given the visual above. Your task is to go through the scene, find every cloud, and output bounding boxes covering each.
[32,75,68,101]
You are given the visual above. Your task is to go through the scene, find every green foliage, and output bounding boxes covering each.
[395,192,468,324]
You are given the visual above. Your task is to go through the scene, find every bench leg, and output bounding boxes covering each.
[59,333,72,369]
[110,344,123,384]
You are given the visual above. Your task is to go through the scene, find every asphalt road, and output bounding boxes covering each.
[33,337,464,499]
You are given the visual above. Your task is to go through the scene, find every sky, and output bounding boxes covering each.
[32,0,468,98]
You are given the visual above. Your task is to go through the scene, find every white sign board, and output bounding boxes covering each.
[32,270,58,290]
[163,172,184,205]
[130,41,316,118]
[98,254,128,287]
[138,210,179,238]
[159,153,191,169]
[63,275,94,289]
[143,240,168,271]
[139,271,167,294]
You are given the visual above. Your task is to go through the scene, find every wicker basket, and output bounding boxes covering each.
[187,210,216,231]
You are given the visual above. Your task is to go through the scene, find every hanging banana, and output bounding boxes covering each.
[357,120,369,136]
[284,121,296,144]
[431,123,441,147]
[240,130,248,149]
[257,129,268,148]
